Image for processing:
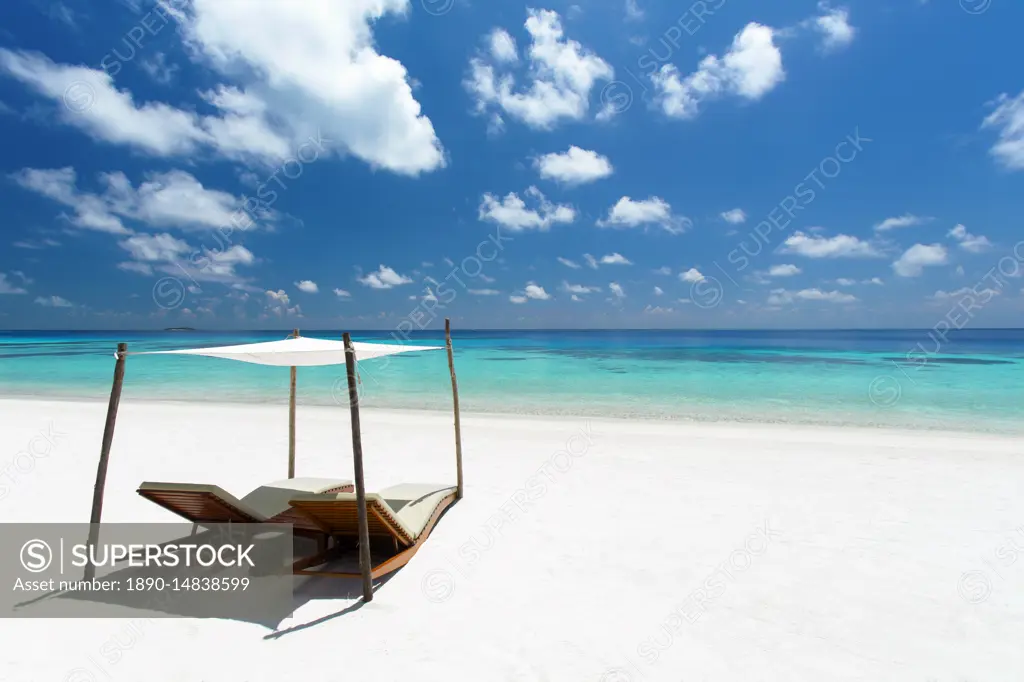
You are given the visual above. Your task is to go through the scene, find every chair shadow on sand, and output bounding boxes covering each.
[10,517,454,635]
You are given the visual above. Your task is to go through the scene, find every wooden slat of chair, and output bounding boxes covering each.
[137,489,259,524]
[291,490,457,579]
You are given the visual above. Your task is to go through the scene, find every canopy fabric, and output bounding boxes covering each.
[128,336,444,367]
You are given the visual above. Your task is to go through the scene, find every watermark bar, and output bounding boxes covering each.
[1,523,294,619]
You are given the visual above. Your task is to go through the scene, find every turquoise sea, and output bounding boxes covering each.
[2,329,1024,434]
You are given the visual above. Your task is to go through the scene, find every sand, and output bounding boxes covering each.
[0,397,1022,681]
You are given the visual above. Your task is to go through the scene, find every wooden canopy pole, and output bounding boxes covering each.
[288,328,299,479]
[445,319,464,500]
[85,342,127,581]
[343,332,374,602]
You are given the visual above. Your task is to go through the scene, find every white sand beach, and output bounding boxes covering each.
[1,397,1023,681]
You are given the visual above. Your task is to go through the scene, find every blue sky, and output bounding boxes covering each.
[0,0,1021,330]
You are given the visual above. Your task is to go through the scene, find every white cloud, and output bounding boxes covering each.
[117,233,256,285]
[488,29,519,63]
[781,231,881,258]
[562,281,600,295]
[140,52,178,85]
[625,0,644,21]
[469,288,501,295]
[873,213,931,232]
[465,9,614,129]
[333,288,351,298]
[534,146,613,185]
[1,0,446,175]
[12,237,61,249]
[654,266,672,275]
[358,264,413,289]
[0,48,225,156]
[835,276,884,287]
[584,254,599,269]
[767,288,856,305]
[295,280,318,293]
[11,166,264,234]
[650,23,784,120]
[643,305,674,314]
[892,243,948,277]
[479,186,575,231]
[162,0,445,175]
[0,273,28,294]
[982,89,1024,170]
[600,253,632,266]
[813,3,855,52]
[608,282,625,299]
[509,295,528,304]
[948,224,992,253]
[768,264,801,277]
[264,289,300,317]
[34,295,73,307]
[524,282,551,300]
[720,208,747,224]
[597,196,689,234]
[679,268,704,283]
[930,287,1000,302]
[557,256,582,269]
[653,286,664,296]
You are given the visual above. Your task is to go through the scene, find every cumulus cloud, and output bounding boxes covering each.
[767,288,856,305]
[0,273,28,295]
[294,280,318,293]
[557,257,582,269]
[358,265,413,289]
[562,281,600,295]
[768,264,801,277]
[117,232,257,285]
[720,208,747,224]
[678,268,704,282]
[264,289,300,317]
[34,295,74,307]
[599,253,632,266]
[488,28,519,63]
[534,146,613,185]
[524,282,551,300]
[650,22,784,119]
[465,9,614,129]
[812,3,855,52]
[873,214,931,232]
[10,166,269,235]
[892,243,948,277]
[597,196,689,234]
[982,89,1024,170]
[479,186,575,231]
[781,231,881,258]
[0,0,446,175]
[948,224,992,253]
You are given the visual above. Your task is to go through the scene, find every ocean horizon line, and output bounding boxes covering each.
[3,327,1024,334]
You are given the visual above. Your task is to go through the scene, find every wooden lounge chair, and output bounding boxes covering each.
[137,477,354,535]
[287,483,458,578]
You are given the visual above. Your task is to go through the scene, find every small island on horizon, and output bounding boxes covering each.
[164,327,197,332]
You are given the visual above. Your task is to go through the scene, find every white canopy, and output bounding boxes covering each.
[128,336,443,367]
